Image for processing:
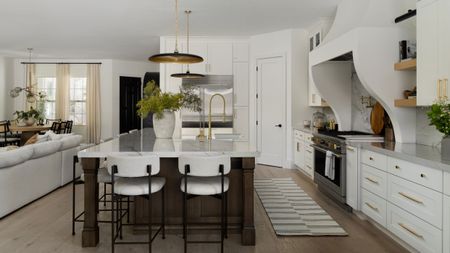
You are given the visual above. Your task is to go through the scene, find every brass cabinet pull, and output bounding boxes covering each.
[307,150,312,154]
[365,177,379,184]
[398,223,424,239]
[306,165,312,169]
[297,142,299,152]
[399,192,424,204]
[365,202,378,211]
[347,147,355,152]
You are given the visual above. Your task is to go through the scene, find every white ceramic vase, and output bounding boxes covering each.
[153,111,175,139]
[24,118,35,126]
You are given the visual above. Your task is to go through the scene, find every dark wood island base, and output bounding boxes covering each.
[80,157,256,247]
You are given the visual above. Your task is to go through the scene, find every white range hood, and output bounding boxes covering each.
[310,0,417,143]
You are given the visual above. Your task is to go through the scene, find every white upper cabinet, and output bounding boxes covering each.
[233,62,249,107]
[232,42,249,62]
[417,0,450,105]
[207,43,233,75]
[183,42,208,75]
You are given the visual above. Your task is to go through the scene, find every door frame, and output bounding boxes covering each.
[255,54,287,167]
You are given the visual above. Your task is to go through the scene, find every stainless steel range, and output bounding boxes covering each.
[311,130,383,211]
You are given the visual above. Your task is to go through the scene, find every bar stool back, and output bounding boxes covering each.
[178,155,231,253]
[108,155,166,253]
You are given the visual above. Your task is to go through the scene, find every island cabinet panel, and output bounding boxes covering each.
[133,157,255,245]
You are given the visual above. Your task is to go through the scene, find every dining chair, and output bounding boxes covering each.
[64,120,73,133]
[50,122,62,134]
[178,155,230,253]
[0,121,20,147]
[108,154,166,253]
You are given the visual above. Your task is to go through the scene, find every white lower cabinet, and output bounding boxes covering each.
[359,148,447,253]
[387,174,443,229]
[387,203,442,253]
[293,130,314,180]
[346,145,358,210]
[362,189,387,227]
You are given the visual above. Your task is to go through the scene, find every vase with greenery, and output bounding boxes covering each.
[427,99,450,160]
[13,107,42,126]
[137,81,201,138]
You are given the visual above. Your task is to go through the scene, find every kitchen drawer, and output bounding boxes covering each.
[303,164,314,179]
[444,172,450,196]
[387,174,443,229]
[362,189,387,227]
[388,157,443,192]
[387,203,442,253]
[361,150,387,171]
[305,146,314,158]
[361,164,387,198]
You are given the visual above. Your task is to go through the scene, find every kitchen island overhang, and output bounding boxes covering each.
[77,129,258,247]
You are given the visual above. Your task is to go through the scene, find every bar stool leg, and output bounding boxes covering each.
[183,192,187,253]
[111,191,115,253]
[103,183,107,207]
[225,192,228,239]
[221,192,225,253]
[119,197,123,240]
[127,197,130,223]
[162,187,166,239]
[72,177,76,235]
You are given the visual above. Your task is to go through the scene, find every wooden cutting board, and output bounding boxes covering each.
[371,102,385,135]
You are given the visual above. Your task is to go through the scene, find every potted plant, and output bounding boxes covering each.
[13,107,42,126]
[137,81,201,138]
[427,99,450,160]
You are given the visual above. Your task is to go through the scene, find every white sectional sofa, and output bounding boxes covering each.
[0,135,82,218]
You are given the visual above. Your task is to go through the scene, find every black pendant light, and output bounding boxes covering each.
[149,1,204,64]
[171,10,205,79]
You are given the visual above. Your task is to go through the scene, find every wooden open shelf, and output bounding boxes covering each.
[394,59,417,71]
[394,98,417,107]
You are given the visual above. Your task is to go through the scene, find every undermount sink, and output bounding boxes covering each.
[214,133,241,140]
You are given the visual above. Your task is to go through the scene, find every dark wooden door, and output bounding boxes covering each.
[120,76,141,134]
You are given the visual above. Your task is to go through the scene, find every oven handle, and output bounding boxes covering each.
[310,144,344,158]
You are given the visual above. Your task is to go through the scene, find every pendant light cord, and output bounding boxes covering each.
[174,0,179,53]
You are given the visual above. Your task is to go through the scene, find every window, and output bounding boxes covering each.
[69,78,87,125]
[37,77,56,120]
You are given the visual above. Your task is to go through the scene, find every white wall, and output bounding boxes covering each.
[0,57,15,120]
[250,29,313,168]
[8,58,158,142]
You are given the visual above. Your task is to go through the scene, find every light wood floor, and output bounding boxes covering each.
[0,165,409,253]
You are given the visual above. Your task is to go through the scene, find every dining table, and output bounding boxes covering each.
[9,124,51,145]
[77,128,259,248]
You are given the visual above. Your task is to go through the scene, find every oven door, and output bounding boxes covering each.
[312,145,346,197]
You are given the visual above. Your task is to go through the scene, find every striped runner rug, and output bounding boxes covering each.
[254,178,348,236]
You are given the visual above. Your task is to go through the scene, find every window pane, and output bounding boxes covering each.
[69,77,87,125]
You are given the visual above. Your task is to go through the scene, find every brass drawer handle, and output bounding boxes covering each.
[306,165,312,169]
[398,223,424,239]
[399,192,424,204]
[347,147,355,152]
[307,150,312,154]
[365,202,378,212]
[365,177,379,184]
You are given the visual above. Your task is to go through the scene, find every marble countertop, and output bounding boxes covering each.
[78,128,259,158]
[355,142,450,173]
[293,125,315,134]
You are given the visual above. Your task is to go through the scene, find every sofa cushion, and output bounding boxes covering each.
[60,135,82,150]
[0,146,34,168]
[31,141,62,159]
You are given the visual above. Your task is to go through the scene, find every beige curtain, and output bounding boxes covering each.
[25,64,36,110]
[56,64,70,120]
[86,64,101,144]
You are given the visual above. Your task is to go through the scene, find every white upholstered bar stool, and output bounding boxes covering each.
[179,155,231,253]
[108,155,166,253]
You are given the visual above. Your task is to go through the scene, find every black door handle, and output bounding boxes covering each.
[275,124,282,128]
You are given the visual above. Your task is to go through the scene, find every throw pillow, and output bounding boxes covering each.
[24,134,39,145]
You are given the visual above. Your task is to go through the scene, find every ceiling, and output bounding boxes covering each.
[0,0,340,61]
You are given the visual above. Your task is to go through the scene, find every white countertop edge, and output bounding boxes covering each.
[77,150,260,159]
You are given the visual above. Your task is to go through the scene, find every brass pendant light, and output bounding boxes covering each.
[171,10,205,79]
[149,0,204,64]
